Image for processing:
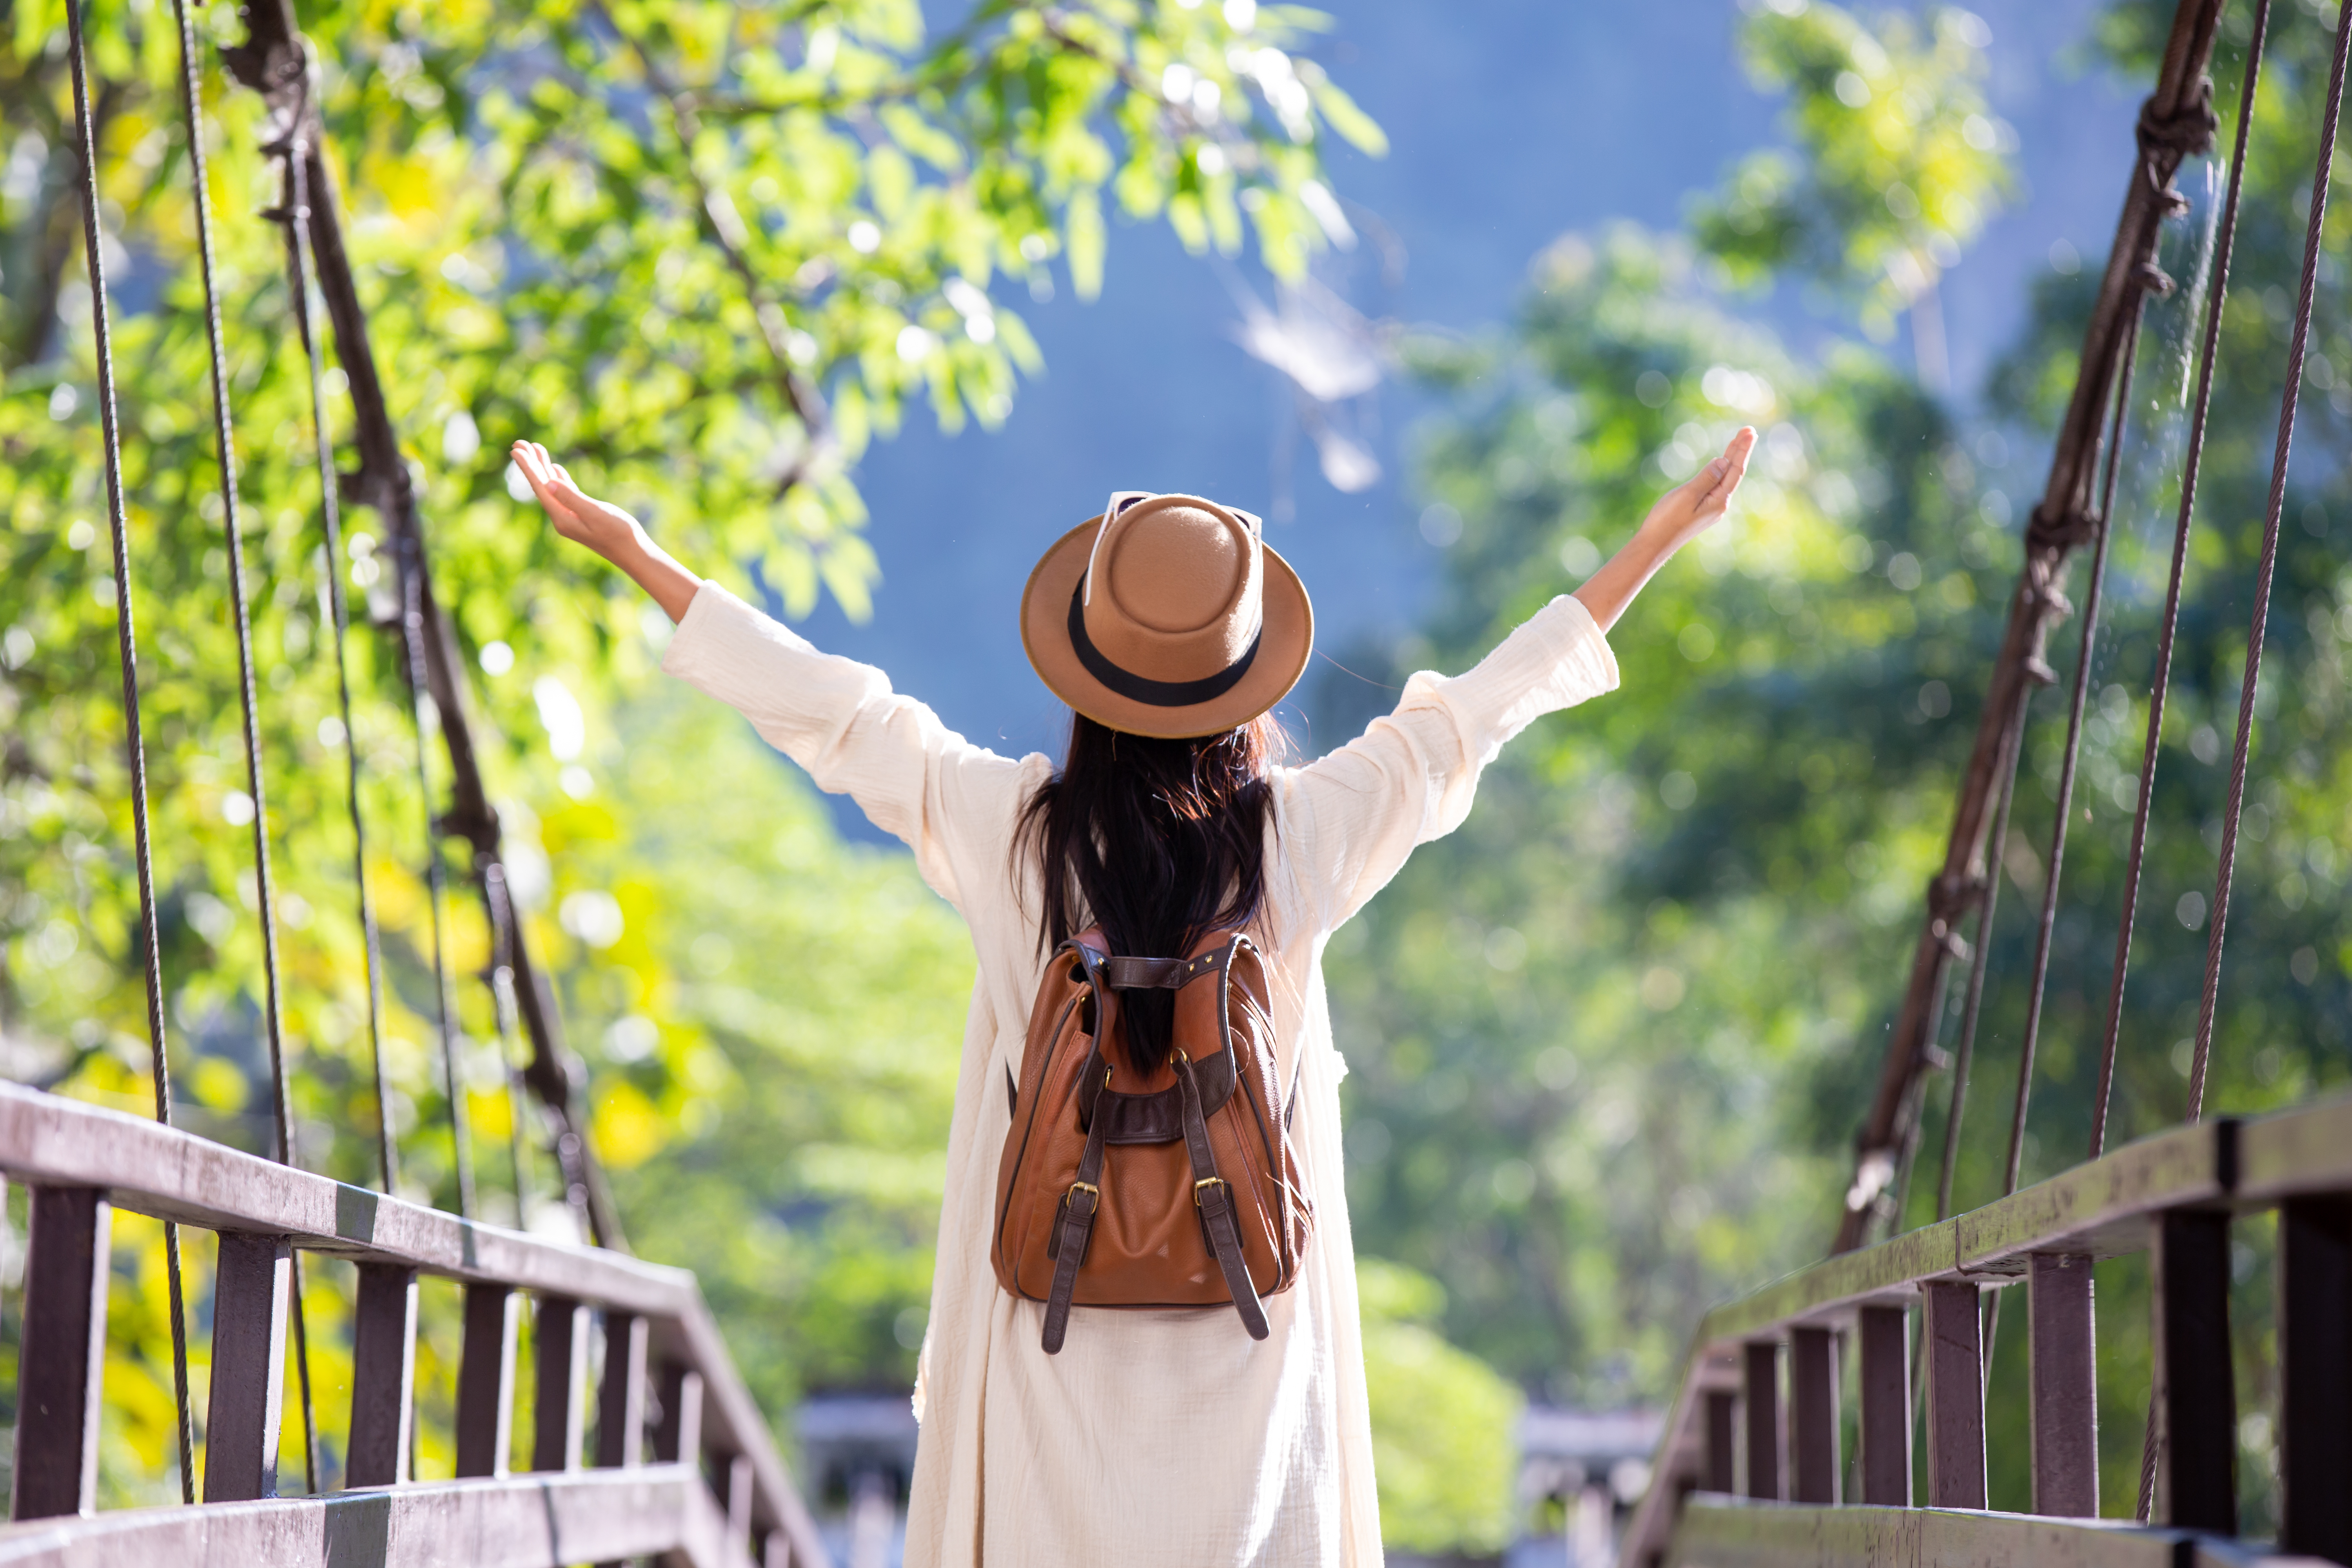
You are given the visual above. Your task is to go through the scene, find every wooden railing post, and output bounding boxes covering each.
[1921,1280,1985,1509]
[2154,1208,2236,1533]
[535,1295,591,1472]
[456,1282,521,1477]
[652,1359,706,1470]
[204,1233,292,1502]
[10,1187,110,1520]
[1743,1340,1780,1501]
[2028,1251,2098,1517]
[725,1453,755,1548]
[1789,1325,1840,1504]
[596,1310,648,1468]
[2279,1195,2352,1561]
[1855,1303,1910,1506]
[346,1263,419,1486]
[1704,1389,1737,1494]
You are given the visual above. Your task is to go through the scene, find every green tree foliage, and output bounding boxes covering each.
[1358,1258,1522,1558]
[1695,2,2011,372]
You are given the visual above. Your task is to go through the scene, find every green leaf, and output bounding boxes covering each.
[1066,184,1105,301]
[1306,73,1387,157]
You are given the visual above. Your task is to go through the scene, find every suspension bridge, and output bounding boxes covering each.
[9,0,2352,1563]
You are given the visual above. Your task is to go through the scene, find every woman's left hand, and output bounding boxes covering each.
[1569,427,1758,633]
[1638,426,1756,552]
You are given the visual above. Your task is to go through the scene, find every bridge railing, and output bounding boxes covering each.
[0,1080,830,1568]
[1621,1091,2352,1568]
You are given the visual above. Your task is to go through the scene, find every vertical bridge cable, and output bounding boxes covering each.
[399,535,477,1221]
[2188,0,2352,1123]
[276,137,399,1197]
[172,0,317,1493]
[487,864,535,1225]
[1933,699,2032,1223]
[64,0,197,1504]
[278,124,473,1220]
[2090,0,2271,1162]
[2004,323,2145,1197]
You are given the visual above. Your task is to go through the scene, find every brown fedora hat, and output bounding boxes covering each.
[1020,492,1313,739]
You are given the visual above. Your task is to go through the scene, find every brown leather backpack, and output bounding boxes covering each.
[992,927,1313,1352]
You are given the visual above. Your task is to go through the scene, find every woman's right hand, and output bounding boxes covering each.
[510,439,704,624]
[512,440,642,561]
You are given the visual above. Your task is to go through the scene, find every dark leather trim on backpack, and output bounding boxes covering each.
[1173,1048,1269,1341]
[1099,951,1223,989]
[1075,1048,1237,1142]
[1041,1058,1113,1354]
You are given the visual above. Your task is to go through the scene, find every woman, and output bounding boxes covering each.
[511,427,1755,1568]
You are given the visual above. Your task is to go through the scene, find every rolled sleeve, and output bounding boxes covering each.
[659,580,1029,911]
[1280,594,1618,931]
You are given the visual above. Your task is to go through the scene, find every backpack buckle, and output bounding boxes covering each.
[1193,1176,1227,1208]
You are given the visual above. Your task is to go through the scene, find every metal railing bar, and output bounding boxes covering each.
[2091,0,2274,1163]
[2189,0,2352,1120]
[61,0,197,1505]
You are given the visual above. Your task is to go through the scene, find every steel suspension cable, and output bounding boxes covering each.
[2090,0,2270,1162]
[170,0,318,1492]
[1973,328,2143,1421]
[2004,323,2144,1197]
[276,141,399,1196]
[398,535,477,1221]
[2188,0,2352,1122]
[2136,3,2341,1524]
[64,0,196,1503]
[279,131,473,1219]
[486,863,535,1225]
[1933,698,2032,1222]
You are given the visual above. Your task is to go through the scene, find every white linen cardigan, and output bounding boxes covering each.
[658,579,1620,1568]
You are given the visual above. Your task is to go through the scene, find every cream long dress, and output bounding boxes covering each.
[658,578,1620,1568]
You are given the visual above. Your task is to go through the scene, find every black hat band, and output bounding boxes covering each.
[1067,581,1262,708]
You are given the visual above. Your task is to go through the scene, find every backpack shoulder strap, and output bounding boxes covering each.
[1040,1051,1111,1355]
[1173,1049,1270,1341]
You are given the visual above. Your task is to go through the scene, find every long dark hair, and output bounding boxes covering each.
[1016,712,1280,1076]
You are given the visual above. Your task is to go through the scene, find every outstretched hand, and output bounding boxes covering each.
[1569,426,1757,633]
[1639,425,1756,552]
[510,439,703,624]
[511,440,641,559]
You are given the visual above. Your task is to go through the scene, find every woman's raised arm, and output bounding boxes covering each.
[1570,424,1755,630]
[505,439,1036,918]
[1280,425,1755,933]
[511,440,702,623]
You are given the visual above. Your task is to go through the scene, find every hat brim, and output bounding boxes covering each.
[1020,515,1314,739]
